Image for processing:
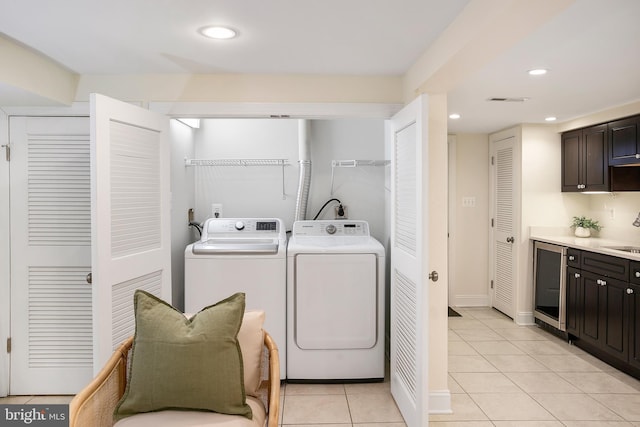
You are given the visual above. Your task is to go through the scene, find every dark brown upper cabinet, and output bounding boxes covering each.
[561,124,609,192]
[609,115,640,166]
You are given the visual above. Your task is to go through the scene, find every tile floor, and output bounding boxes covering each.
[3,306,640,426]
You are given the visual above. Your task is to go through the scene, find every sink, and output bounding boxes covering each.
[602,245,640,254]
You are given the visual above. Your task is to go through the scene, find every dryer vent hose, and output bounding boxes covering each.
[295,160,311,222]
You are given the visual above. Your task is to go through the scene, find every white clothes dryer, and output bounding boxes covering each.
[287,220,385,381]
[185,218,287,378]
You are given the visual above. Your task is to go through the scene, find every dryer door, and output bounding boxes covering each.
[294,253,377,349]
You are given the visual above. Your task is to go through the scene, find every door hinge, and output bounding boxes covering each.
[6,337,11,353]
[1,144,9,162]
[490,280,494,289]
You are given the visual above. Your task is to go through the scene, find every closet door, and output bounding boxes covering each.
[9,116,93,394]
[388,96,429,427]
[490,131,517,318]
[90,94,172,371]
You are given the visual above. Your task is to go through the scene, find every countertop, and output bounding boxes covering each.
[530,232,640,262]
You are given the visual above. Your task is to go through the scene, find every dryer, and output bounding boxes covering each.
[287,220,385,381]
[185,217,287,378]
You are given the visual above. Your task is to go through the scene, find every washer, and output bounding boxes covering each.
[185,217,287,379]
[287,220,385,381]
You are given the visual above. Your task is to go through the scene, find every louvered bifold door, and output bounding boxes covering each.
[9,116,93,394]
[388,96,427,427]
[91,94,172,372]
[492,137,516,318]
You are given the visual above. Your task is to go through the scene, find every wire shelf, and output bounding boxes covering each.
[185,158,289,167]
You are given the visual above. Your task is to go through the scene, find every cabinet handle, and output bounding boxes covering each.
[601,280,607,286]
[574,273,580,278]
[636,154,640,159]
[635,271,640,278]
[628,288,635,294]
[506,236,515,243]
[569,255,575,261]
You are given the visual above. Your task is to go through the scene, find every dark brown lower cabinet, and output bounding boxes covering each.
[566,266,581,337]
[565,250,639,379]
[629,283,640,370]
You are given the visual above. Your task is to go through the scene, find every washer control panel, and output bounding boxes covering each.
[292,220,369,237]
[201,218,282,239]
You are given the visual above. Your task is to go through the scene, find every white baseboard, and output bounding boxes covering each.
[429,390,452,414]
[450,294,489,307]
[516,311,535,325]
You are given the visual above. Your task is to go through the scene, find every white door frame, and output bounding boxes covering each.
[447,135,457,306]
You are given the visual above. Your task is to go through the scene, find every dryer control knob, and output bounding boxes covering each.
[326,224,337,234]
[235,221,245,230]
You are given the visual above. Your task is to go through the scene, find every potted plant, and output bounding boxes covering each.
[571,216,601,238]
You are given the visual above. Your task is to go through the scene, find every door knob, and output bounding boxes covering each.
[86,273,92,284]
[428,271,439,282]
[506,236,515,243]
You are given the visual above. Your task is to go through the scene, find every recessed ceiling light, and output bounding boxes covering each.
[199,26,237,40]
[545,116,557,122]
[449,113,461,119]
[528,68,548,76]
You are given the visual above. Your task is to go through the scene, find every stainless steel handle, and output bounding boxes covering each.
[635,271,640,278]
[628,288,635,294]
[569,255,575,261]
[598,279,607,286]
[428,271,439,282]
[506,236,515,243]
[574,273,580,278]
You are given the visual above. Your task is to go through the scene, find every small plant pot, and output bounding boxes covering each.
[574,227,591,238]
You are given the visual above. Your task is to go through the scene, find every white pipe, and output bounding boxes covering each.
[295,119,312,221]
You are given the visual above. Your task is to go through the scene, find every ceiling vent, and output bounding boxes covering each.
[487,97,530,102]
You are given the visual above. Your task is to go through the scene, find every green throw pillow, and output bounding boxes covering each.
[114,291,252,420]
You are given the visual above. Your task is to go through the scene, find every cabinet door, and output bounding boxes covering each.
[580,271,602,347]
[566,267,582,337]
[600,277,628,361]
[561,130,582,192]
[583,124,609,191]
[629,283,640,370]
[608,115,640,166]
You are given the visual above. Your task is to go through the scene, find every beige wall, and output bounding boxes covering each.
[450,133,490,306]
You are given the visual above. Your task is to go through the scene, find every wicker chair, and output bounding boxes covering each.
[69,332,280,427]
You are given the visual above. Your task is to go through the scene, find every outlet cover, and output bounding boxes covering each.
[211,203,222,218]
[335,205,348,219]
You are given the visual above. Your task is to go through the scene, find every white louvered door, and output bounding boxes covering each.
[491,135,516,318]
[91,94,172,372]
[388,96,428,427]
[9,116,93,394]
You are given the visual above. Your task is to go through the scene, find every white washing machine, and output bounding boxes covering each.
[185,217,287,379]
[287,220,385,381]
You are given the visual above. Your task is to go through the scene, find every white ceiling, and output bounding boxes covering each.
[1,0,639,133]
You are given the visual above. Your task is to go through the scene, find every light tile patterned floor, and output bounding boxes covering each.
[435,307,640,426]
[3,307,640,426]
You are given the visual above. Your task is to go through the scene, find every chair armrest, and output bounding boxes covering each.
[263,332,280,427]
[69,337,134,427]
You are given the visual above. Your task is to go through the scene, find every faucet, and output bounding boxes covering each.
[634,212,640,227]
